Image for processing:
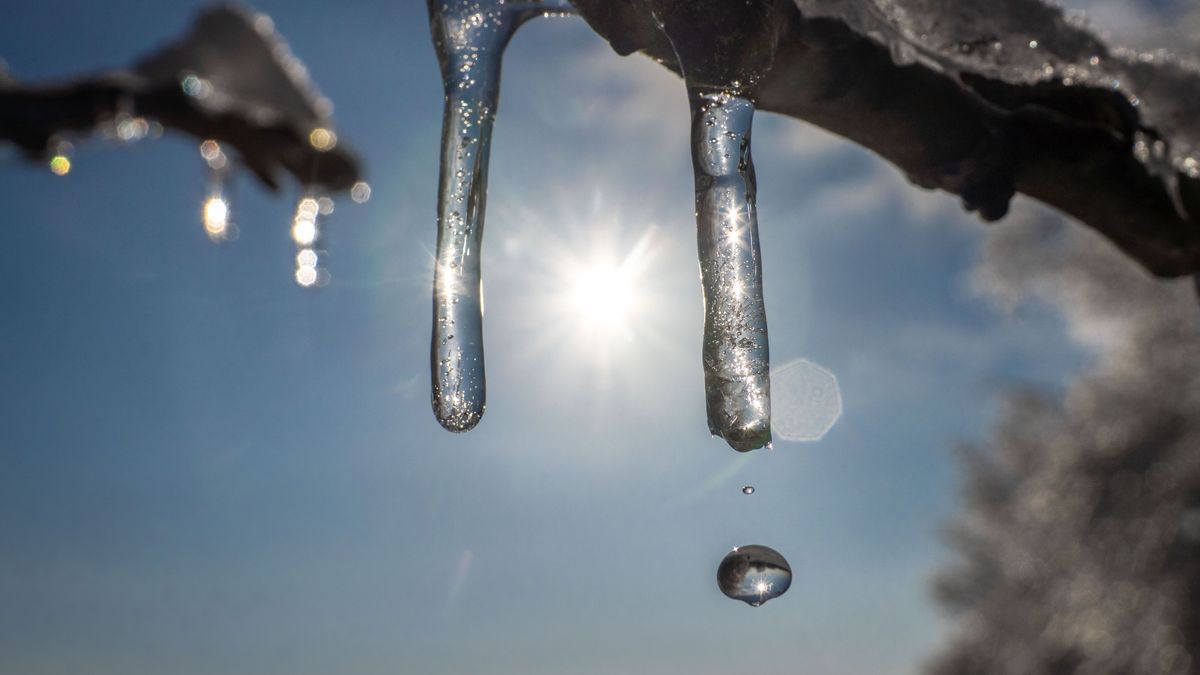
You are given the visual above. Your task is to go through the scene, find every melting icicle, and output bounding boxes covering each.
[690,88,771,452]
[649,2,783,452]
[292,197,328,288]
[199,139,236,242]
[426,0,573,432]
[717,544,791,607]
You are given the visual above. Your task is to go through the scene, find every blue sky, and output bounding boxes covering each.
[0,2,1145,673]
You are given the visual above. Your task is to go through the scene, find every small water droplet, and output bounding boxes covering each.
[717,545,791,607]
[742,485,755,495]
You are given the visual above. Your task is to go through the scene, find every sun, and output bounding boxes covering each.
[571,261,636,332]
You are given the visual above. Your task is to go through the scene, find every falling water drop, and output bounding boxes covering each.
[690,87,772,452]
[742,485,755,495]
[425,0,572,432]
[717,544,791,607]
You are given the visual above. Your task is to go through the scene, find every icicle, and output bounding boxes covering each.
[426,0,573,432]
[690,87,771,452]
[292,196,329,288]
[647,1,785,451]
[199,139,236,243]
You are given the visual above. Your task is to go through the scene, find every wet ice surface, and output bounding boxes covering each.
[691,88,772,452]
[793,0,1200,176]
[717,544,792,607]
[427,0,572,432]
[425,1,777,448]
[771,358,842,441]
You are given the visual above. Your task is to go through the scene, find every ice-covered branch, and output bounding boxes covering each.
[573,0,1200,278]
[0,5,360,193]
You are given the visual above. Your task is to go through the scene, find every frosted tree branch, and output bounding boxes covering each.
[0,5,360,193]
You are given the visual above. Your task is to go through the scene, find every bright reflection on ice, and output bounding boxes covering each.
[292,199,319,246]
[180,74,212,99]
[308,127,337,151]
[770,358,842,441]
[296,249,318,268]
[350,181,371,203]
[290,197,328,288]
[48,155,71,176]
[295,265,318,287]
[292,220,317,245]
[202,196,229,240]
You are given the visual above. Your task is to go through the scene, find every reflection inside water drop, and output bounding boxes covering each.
[717,544,791,607]
[742,485,755,495]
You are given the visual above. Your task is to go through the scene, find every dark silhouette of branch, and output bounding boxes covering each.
[0,4,359,193]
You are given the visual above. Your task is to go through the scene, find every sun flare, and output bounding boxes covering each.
[571,262,635,331]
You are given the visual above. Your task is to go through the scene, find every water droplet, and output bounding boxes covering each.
[742,485,755,495]
[717,545,791,607]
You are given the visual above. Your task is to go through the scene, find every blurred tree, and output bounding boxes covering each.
[928,215,1200,674]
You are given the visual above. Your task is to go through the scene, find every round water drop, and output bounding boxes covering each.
[742,486,755,495]
[717,545,791,607]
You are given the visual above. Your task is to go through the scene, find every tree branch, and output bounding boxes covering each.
[573,0,1200,278]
